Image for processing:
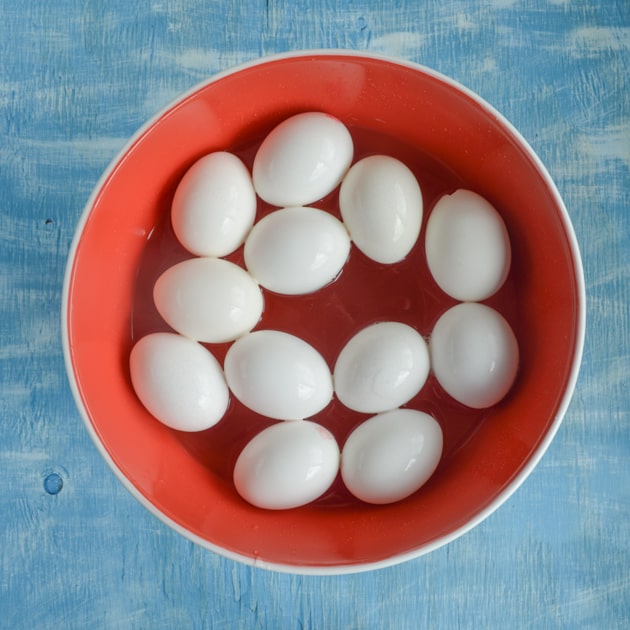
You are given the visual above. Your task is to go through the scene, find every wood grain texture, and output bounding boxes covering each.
[1,1,628,628]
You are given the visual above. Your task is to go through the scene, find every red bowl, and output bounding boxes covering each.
[62,51,585,574]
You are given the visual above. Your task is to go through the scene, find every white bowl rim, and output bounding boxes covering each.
[61,48,586,575]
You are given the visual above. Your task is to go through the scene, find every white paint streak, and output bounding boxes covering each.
[368,32,426,57]
[476,56,498,73]
[579,125,630,172]
[0,449,49,463]
[569,26,630,56]
[488,0,518,7]
[153,48,258,76]
[18,136,128,161]
[453,12,478,31]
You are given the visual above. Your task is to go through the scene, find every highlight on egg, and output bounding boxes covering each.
[252,112,354,207]
[153,257,264,343]
[233,420,340,510]
[333,321,430,413]
[224,330,333,421]
[129,332,229,432]
[339,155,423,264]
[425,189,511,302]
[244,206,351,295]
[341,408,443,505]
[171,151,257,258]
[430,302,519,409]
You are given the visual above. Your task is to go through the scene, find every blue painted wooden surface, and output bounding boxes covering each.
[1,1,628,627]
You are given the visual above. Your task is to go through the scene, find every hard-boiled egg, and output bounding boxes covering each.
[153,257,263,343]
[425,189,511,301]
[339,155,423,264]
[252,112,353,207]
[171,151,257,257]
[333,321,430,413]
[233,420,340,510]
[224,330,333,420]
[430,302,519,408]
[341,409,443,504]
[244,206,350,295]
[129,332,229,431]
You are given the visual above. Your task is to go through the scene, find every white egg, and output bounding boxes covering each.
[233,420,340,509]
[339,155,423,264]
[153,257,263,343]
[171,152,257,257]
[425,189,511,301]
[252,112,353,207]
[224,330,333,421]
[244,206,350,295]
[129,332,229,431]
[341,409,443,504]
[333,322,430,413]
[430,302,519,409]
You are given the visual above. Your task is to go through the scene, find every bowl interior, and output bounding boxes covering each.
[64,52,583,572]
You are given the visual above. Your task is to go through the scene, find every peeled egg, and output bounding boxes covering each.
[244,206,350,295]
[430,302,519,408]
[224,330,333,420]
[425,189,511,301]
[171,152,256,257]
[234,420,340,509]
[339,155,423,264]
[341,409,443,504]
[129,332,229,431]
[252,112,353,207]
[333,322,430,413]
[153,257,263,343]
